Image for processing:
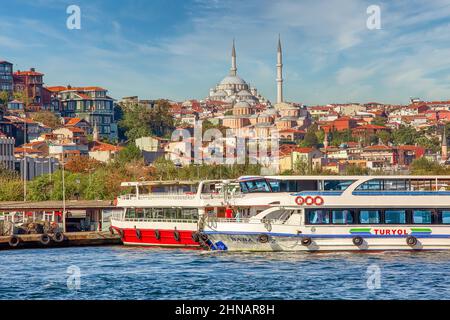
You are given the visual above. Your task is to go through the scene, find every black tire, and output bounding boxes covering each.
[200,233,209,242]
[155,229,161,240]
[352,236,364,246]
[257,234,270,243]
[8,235,20,247]
[406,235,418,246]
[39,233,51,245]
[135,229,142,240]
[53,231,65,243]
[118,229,124,239]
[191,232,200,242]
[301,237,312,246]
[109,226,115,235]
[174,230,180,242]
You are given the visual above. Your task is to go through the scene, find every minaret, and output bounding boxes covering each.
[230,39,237,76]
[93,122,100,142]
[442,127,448,162]
[276,35,284,104]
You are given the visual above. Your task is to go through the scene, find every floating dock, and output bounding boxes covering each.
[0,231,121,250]
[0,200,122,250]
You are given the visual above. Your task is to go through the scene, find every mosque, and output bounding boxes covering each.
[207,39,276,105]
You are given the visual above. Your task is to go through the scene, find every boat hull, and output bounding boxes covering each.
[110,219,201,248]
[203,232,450,252]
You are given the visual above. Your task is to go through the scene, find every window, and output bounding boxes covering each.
[356,179,382,191]
[441,211,450,224]
[243,179,271,192]
[359,210,380,224]
[384,210,406,224]
[384,179,408,191]
[332,210,354,224]
[324,180,355,191]
[412,210,432,224]
[125,208,136,219]
[307,209,330,224]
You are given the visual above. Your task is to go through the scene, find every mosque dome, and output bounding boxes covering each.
[234,101,251,109]
[220,75,247,86]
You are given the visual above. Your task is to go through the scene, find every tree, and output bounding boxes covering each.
[392,126,420,146]
[343,164,370,175]
[65,156,102,173]
[371,116,387,126]
[30,111,62,129]
[410,157,450,175]
[116,143,142,164]
[119,103,152,141]
[300,125,319,148]
[376,131,392,145]
[149,99,175,138]
[0,91,9,108]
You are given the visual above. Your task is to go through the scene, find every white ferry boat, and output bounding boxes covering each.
[110,180,240,248]
[200,175,450,252]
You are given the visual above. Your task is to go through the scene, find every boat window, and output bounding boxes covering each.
[307,209,330,224]
[383,179,408,191]
[241,179,271,193]
[125,208,136,219]
[356,179,382,191]
[181,208,199,220]
[410,179,433,191]
[441,211,450,224]
[324,180,355,191]
[267,180,298,192]
[384,210,406,224]
[332,210,354,224]
[359,210,380,224]
[412,210,432,224]
[135,208,144,219]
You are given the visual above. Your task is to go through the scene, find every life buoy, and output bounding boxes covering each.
[8,235,20,247]
[191,232,200,242]
[295,196,305,205]
[314,196,324,206]
[305,196,315,206]
[257,234,270,243]
[406,235,418,246]
[39,234,51,245]
[174,230,181,242]
[352,236,364,246]
[155,229,161,240]
[135,229,142,240]
[301,237,312,246]
[53,231,65,243]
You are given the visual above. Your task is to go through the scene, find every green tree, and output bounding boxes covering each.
[116,143,143,164]
[149,99,175,138]
[410,157,450,175]
[300,125,319,148]
[30,111,62,129]
[371,117,387,126]
[119,103,152,141]
[0,91,9,108]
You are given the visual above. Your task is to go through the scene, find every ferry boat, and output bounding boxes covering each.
[110,180,240,248]
[200,175,450,252]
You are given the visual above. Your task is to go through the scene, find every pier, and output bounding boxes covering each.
[0,200,122,250]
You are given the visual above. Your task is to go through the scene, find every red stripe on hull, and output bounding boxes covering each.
[116,228,201,248]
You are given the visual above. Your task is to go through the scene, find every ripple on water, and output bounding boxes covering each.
[1,247,450,299]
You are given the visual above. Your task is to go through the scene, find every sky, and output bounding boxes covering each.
[1,0,450,105]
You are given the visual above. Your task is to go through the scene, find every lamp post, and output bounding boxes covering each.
[61,149,66,232]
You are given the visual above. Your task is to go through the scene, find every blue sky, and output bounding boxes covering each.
[1,0,450,105]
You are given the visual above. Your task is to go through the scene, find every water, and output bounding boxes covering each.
[1,246,449,299]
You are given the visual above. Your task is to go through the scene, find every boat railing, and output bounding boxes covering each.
[211,217,293,225]
[118,194,197,201]
[112,217,198,223]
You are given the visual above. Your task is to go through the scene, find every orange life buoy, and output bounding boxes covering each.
[314,196,324,206]
[295,196,305,205]
[305,196,315,206]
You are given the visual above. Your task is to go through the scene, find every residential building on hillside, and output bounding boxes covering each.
[0,60,14,94]
[47,86,118,140]
[13,68,44,110]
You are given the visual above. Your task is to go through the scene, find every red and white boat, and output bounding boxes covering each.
[110,180,239,248]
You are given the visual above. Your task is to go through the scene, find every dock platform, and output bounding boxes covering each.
[0,231,121,250]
